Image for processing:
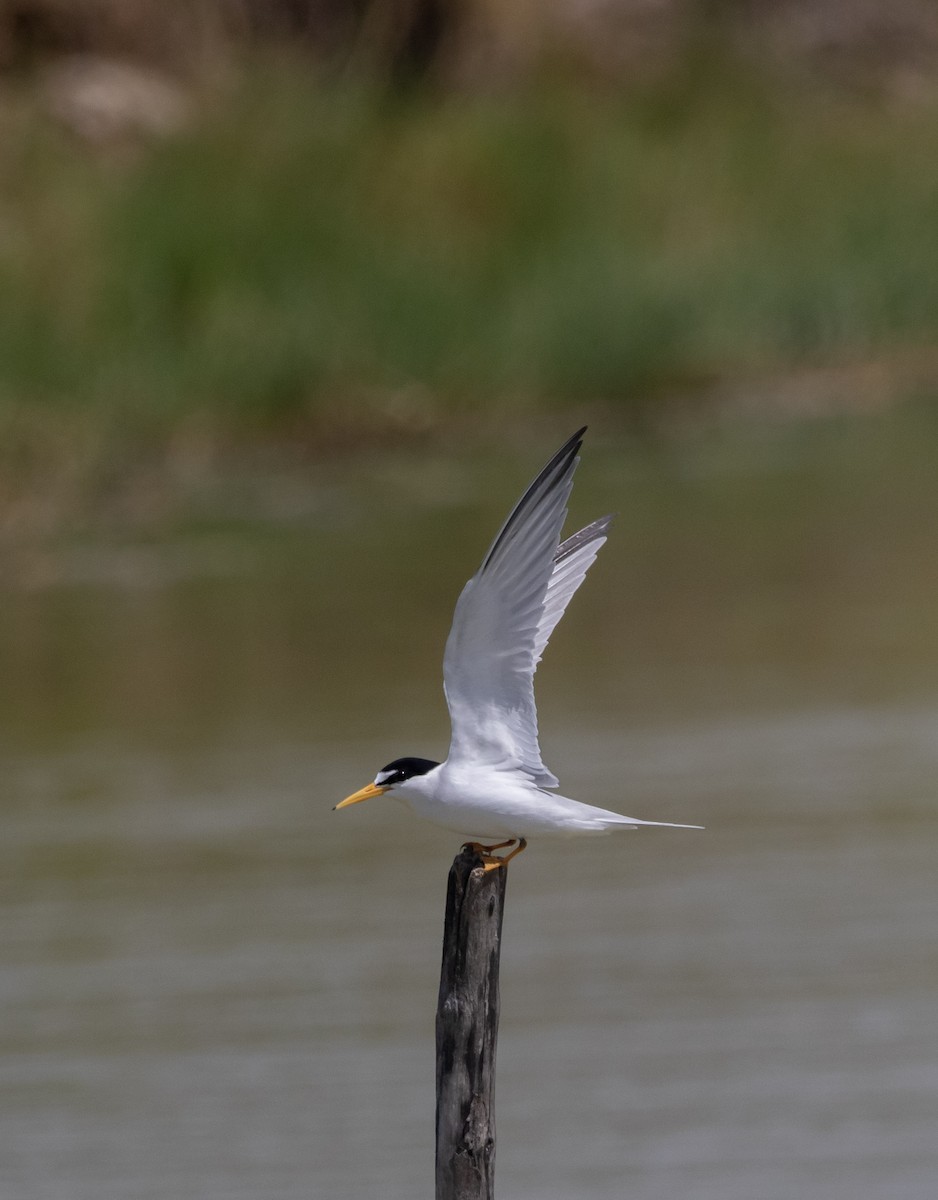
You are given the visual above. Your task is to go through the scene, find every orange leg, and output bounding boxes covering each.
[463,838,528,871]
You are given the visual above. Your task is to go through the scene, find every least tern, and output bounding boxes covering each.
[336,428,701,866]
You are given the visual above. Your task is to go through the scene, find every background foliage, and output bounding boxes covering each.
[2,0,938,532]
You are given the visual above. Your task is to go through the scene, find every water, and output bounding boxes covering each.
[2,423,938,1199]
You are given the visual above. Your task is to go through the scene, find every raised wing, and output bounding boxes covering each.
[533,515,612,667]
[443,428,609,788]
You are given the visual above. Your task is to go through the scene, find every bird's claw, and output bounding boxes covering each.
[462,838,528,869]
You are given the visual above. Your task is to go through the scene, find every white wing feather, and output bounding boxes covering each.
[442,430,610,788]
[534,516,612,666]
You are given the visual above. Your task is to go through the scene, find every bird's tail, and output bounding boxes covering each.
[607,815,704,830]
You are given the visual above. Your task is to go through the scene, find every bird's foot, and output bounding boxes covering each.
[463,838,528,870]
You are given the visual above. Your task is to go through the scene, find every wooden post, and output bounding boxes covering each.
[435,846,508,1200]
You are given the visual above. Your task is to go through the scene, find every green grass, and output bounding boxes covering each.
[2,58,938,522]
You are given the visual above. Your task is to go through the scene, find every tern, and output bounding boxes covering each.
[336,427,701,867]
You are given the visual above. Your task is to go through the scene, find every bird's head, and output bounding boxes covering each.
[334,756,440,809]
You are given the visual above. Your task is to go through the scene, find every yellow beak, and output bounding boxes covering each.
[334,781,389,810]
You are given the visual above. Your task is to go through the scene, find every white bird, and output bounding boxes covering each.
[336,428,701,867]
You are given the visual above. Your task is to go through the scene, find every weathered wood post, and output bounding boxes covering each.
[435,845,508,1200]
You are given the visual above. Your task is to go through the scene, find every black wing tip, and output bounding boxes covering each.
[481,427,591,571]
[545,426,588,465]
[561,425,588,455]
[547,424,588,475]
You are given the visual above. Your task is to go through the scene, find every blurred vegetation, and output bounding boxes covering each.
[1,0,938,533]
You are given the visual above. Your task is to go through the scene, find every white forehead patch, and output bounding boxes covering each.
[374,769,394,786]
